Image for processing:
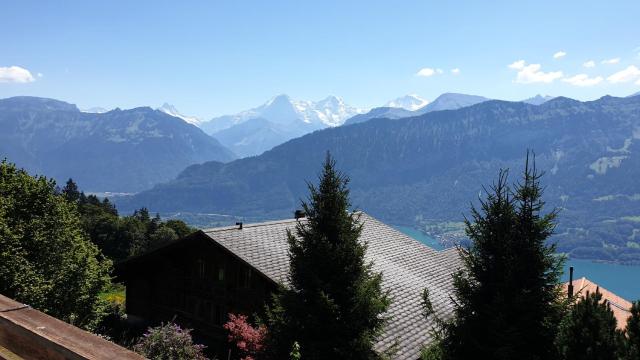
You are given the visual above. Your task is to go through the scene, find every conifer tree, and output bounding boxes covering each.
[432,153,565,360]
[62,178,81,203]
[555,290,624,360]
[625,301,640,360]
[266,153,390,360]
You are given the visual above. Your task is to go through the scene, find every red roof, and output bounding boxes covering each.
[564,277,633,330]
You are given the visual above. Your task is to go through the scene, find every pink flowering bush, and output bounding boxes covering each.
[133,322,207,360]
[223,313,267,360]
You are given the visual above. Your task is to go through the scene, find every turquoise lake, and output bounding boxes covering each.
[395,226,640,301]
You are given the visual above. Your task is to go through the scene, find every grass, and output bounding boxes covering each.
[100,283,125,305]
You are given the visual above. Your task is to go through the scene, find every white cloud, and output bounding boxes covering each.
[637,78,640,85]
[562,74,604,87]
[553,51,567,59]
[583,60,596,68]
[436,68,443,74]
[607,65,640,83]
[602,58,620,64]
[451,68,461,75]
[508,60,526,70]
[416,68,436,77]
[0,66,36,83]
[507,60,563,84]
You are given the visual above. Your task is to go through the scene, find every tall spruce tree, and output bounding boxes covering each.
[266,153,390,360]
[555,290,624,360]
[434,153,565,360]
[625,301,640,360]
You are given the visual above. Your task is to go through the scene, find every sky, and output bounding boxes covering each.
[2,0,640,119]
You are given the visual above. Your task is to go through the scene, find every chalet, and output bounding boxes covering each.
[116,213,462,359]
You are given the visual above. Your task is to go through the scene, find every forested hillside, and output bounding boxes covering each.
[0,97,235,192]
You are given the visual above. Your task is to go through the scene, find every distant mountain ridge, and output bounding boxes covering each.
[81,106,110,114]
[201,94,365,158]
[523,94,555,105]
[121,95,640,263]
[344,92,491,126]
[0,96,235,192]
[385,94,429,111]
[415,92,490,113]
[157,103,201,126]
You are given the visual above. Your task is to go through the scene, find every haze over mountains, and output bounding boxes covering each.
[77,92,557,161]
[120,95,640,264]
[0,96,235,192]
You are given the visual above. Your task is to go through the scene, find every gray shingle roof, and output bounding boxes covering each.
[202,213,462,360]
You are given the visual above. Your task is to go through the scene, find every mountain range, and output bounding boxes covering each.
[157,103,201,126]
[384,94,429,111]
[344,93,491,126]
[120,95,640,264]
[200,94,365,158]
[522,94,555,105]
[0,97,235,192]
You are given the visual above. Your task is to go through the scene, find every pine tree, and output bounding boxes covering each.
[266,153,390,360]
[434,153,565,360]
[555,290,624,360]
[625,301,640,360]
[62,178,81,203]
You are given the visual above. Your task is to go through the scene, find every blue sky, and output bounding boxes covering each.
[2,0,640,118]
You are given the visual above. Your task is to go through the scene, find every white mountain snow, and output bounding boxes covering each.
[384,94,429,111]
[157,103,201,126]
[201,94,365,134]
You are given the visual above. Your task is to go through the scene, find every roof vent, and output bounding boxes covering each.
[294,210,306,219]
[235,222,243,230]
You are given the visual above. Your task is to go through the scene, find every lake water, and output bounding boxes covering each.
[395,226,640,301]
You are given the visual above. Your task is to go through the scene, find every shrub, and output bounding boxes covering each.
[223,313,267,360]
[133,322,207,360]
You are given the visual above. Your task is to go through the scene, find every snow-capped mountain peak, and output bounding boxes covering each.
[294,95,365,127]
[205,94,365,131]
[385,94,429,111]
[522,94,555,105]
[157,103,201,126]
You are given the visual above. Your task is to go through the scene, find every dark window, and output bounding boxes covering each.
[197,259,206,279]
[241,267,252,288]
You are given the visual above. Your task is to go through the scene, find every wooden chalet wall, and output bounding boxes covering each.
[118,232,276,352]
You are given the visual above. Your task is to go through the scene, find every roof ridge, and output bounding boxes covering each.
[202,211,371,233]
[202,217,301,233]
